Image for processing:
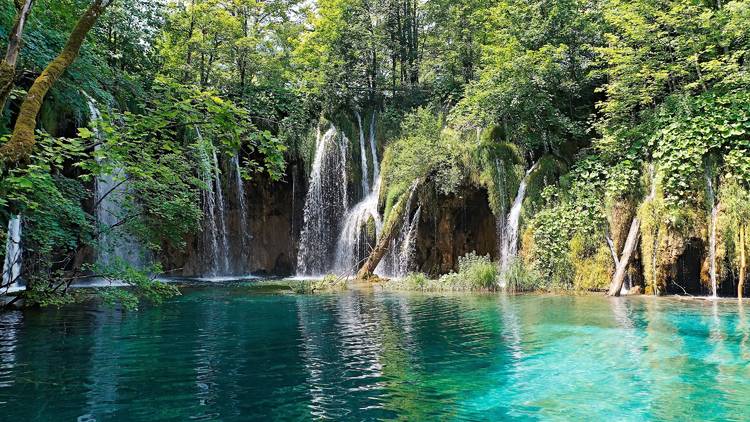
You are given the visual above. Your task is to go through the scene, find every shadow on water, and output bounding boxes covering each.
[1,289,750,421]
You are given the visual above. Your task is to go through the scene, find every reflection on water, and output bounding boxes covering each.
[1,290,750,420]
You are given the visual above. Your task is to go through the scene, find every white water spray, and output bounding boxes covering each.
[355,112,370,194]
[499,162,538,287]
[2,216,23,290]
[706,167,719,298]
[296,126,349,276]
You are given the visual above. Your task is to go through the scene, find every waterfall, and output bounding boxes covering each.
[296,126,349,276]
[232,155,250,262]
[369,112,379,184]
[494,159,509,259]
[297,112,381,277]
[2,216,23,290]
[196,131,232,276]
[397,206,421,276]
[499,162,538,287]
[380,183,419,278]
[333,180,382,274]
[87,95,143,268]
[355,112,370,194]
[706,167,718,298]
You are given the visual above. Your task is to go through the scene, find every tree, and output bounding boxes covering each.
[0,0,35,112]
[0,0,115,164]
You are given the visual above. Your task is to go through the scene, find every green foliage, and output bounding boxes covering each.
[503,258,544,293]
[290,274,348,294]
[383,252,497,292]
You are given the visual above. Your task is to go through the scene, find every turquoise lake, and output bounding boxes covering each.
[1,285,749,421]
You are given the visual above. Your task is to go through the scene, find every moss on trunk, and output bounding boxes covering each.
[0,0,109,163]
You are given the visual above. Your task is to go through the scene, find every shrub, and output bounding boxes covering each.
[503,258,544,292]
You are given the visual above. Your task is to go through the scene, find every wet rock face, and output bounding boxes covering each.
[414,186,497,276]
[160,160,306,277]
[245,161,307,275]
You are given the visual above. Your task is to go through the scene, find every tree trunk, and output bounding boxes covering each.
[607,216,641,296]
[0,0,112,164]
[0,0,35,112]
[740,224,746,300]
[357,182,419,279]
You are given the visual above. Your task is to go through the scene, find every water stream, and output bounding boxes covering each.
[296,126,349,276]
[2,216,22,290]
[499,162,538,287]
[706,166,719,298]
[87,95,143,268]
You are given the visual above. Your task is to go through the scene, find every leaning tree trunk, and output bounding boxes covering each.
[0,0,35,112]
[0,0,112,164]
[740,224,746,300]
[607,216,642,296]
[357,182,420,279]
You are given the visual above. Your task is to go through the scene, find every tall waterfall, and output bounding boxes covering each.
[196,132,232,276]
[87,95,143,268]
[706,167,718,298]
[499,163,538,287]
[296,126,349,276]
[332,112,383,275]
[2,216,23,290]
[297,113,383,277]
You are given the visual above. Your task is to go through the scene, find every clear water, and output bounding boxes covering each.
[1,288,750,421]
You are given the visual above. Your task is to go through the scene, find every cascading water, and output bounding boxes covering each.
[494,159,509,259]
[397,206,421,276]
[297,112,383,277]
[332,112,384,275]
[196,131,232,276]
[333,179,382,274]
[87,95,143,268]
[355,112,370,195]
[296,126,349,276]
[706,166,719,298]
[369,112,379,182]
[380,183,419,278]
[2,216,23,290]
[499,162,538,287]
[231,155,251,259]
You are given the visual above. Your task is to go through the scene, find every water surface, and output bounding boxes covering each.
[1,287,749,421]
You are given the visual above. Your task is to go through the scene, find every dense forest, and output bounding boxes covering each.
[1,0,749,308]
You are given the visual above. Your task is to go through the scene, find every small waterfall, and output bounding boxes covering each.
[499,162,538,287]
[494,159,509,259]
[2,216,23,290]
[231,155,250,262]
[706,167,718,298]
[380,183,419,278]
[397,206,421,276]
[87,95,142,268]
[369,112,379,184]
[355,112,370,194]
[296,126,349,276]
